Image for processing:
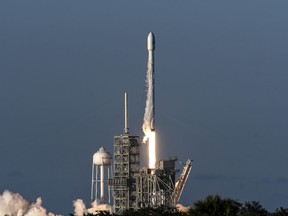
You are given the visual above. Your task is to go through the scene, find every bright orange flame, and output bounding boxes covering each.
[143,131,156,168]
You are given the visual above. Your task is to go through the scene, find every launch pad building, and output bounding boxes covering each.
[108,92,192,214]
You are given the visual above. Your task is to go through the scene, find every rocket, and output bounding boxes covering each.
[147,32,155,51]
[143,32,156,167]
[147,32,155,131]
[143,32,155,135]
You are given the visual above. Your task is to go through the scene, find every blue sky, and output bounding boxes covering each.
[1,1,288,214]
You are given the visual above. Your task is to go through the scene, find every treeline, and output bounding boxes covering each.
[74,195,288,216]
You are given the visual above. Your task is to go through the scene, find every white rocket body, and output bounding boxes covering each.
[147,32,155,51]
[143,32,156,168]
[146,32,155,131]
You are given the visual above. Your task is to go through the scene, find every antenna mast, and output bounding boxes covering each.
[124,92,129,134]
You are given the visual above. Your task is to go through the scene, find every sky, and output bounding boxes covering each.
[1,1,288,214]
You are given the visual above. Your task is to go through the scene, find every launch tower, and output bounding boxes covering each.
[109,93,141,214]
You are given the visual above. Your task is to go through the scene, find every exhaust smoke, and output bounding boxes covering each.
[0,190,58,216]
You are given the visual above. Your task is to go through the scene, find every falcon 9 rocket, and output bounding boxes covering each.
[143,32,156,168]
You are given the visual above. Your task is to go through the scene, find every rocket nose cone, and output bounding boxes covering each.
[147,32,155,50]
[148,32,154,39]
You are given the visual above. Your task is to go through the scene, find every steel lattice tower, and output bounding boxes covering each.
[112,135,140,214]
[109,93,140,214]
[134,158,177,209]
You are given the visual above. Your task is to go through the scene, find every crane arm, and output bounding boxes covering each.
[174,159,193,204]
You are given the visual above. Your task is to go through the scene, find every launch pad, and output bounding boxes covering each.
[108,92,192,214]
[109,134,192,214]
[92,33,192,215]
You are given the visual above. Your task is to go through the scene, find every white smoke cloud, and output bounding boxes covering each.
[73,199,112,216]
[0,190,29,216]
[24,197,51,216]
[0,190,112,216]
[0,190,59,216]
[73,199,87,216]
[87,200,112,214]
[1,190,189,215]
[176,203,191,213]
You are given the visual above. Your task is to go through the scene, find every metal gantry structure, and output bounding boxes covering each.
[109,93,141,214]
[174,159,193,204]
[108,93,193,214]
[110,144,192,214]
[134,157,178,209]
[110,134,140,214]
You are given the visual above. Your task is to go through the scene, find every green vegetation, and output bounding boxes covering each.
[72,195,288,216]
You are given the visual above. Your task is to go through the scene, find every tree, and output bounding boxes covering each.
[223,198,242,216]
[273,207,288,216]
[188,194,241,216]
[240,201,269,216]
[68,196,288,216]
[122,206,187,216]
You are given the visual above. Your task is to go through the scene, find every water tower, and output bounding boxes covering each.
[91,146,112,204]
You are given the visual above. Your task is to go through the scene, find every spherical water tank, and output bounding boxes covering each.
[93,147,112,166]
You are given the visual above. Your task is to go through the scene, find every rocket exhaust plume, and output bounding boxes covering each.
[143,32,156,168]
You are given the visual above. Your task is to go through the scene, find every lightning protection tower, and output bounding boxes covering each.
[109,93,141,214]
